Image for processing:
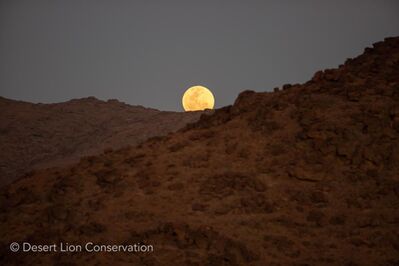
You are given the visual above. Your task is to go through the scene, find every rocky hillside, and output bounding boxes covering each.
[0,97,202,186]
[1,37,399,265]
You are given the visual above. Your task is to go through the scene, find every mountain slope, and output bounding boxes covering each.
[1,37,399,265]
[0,97,202,186]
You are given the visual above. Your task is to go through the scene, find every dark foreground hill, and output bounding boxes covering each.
[0,97,202,186]
[1,37,399,265]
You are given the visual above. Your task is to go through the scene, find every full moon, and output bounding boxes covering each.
[182,85,215,111]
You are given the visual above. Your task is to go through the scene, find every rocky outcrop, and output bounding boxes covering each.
[1,37,399,265]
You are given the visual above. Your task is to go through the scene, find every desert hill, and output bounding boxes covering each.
[0,97,202,186]
[1,37,399,265]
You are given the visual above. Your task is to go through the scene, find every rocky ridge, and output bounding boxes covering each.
[0,97,202,186]
[1,37,399,265]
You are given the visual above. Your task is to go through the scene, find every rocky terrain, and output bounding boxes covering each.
[1,37,399,265]
[0,97,202,186]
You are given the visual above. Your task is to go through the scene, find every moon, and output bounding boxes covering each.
[182,85,215,111]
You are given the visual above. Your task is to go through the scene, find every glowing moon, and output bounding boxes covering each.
[182,85,215,111]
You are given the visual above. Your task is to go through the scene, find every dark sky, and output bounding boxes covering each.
[1,1,398,111]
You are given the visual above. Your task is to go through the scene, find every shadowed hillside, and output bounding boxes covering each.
[0,97,203,186]
[1,37,398,265]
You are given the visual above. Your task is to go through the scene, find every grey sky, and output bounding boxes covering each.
[0,1,398,111]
